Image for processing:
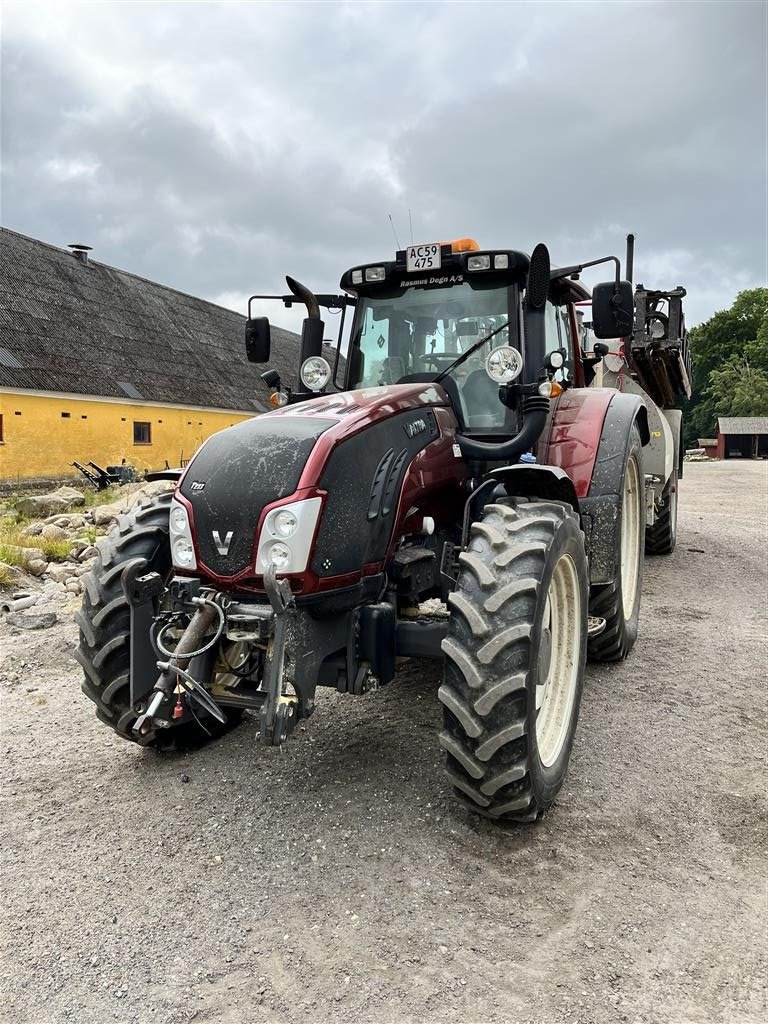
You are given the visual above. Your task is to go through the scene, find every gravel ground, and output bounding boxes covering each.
[1,460,766,1024]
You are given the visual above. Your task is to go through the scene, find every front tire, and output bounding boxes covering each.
[75,492,242,748]
[438,500,588,822]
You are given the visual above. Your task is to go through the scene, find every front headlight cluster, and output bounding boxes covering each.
[169,498,197,570]
[256,496,322,574]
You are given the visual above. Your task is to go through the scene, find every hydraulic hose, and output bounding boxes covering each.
[457,395,550,463]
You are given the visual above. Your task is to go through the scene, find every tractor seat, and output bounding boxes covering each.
[461,368,499,409]
[396,372,469,425]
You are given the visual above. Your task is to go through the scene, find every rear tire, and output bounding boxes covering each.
[588,425,645,662]
[438,499,588,822]
[645,468,678,555]
[76,492,242,749]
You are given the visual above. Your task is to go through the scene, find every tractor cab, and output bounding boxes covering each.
[245,236,632,462]
[340,239,525,435]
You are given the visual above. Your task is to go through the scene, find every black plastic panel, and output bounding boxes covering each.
[311,408,438,577]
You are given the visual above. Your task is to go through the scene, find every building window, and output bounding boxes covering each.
[134,421,152,445]
[61,412,71,418]
[14,411,21,416]
[81,415,88,419]
[0,414,3,442]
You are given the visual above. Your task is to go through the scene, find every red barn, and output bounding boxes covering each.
[715,417,768,459]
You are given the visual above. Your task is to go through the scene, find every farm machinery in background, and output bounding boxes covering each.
[76,232,691,823]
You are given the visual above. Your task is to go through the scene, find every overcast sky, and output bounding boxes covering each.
[2,1,766,337]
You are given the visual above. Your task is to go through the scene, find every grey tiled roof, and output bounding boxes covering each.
[0,227,313,412]
[718,417,768,435]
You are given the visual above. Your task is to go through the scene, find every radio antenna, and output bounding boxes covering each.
[388,213,401,250]
[408,208,414,244]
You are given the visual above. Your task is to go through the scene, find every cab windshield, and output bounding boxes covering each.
[349,280,518,430]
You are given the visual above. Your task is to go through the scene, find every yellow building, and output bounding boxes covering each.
[0,228,301,484]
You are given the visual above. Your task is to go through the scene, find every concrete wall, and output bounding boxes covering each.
[0,390,253,482]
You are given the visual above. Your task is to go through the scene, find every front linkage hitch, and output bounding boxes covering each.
[122,562,301,747]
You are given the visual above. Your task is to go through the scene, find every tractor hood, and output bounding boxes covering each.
[177,383,457,588]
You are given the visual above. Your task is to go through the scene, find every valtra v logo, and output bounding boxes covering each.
[212,530,234,556]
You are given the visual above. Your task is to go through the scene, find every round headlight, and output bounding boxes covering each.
[300,356,331,393]
[170,505,188,532]
[485,345,523,383]
[173,537,195,567]
[266,541,291,569]
[273,509,298,538]
[549,351,565,369]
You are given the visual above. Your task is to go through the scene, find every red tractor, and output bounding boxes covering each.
[77,236,685,822]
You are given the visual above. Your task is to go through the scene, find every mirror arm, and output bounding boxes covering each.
[551,255,622,288]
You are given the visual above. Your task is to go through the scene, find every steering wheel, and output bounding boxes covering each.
[414,352,461,373]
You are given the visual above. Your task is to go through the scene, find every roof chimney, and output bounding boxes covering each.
[68,243,92,265]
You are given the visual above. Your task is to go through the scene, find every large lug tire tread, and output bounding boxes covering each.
[645,468,678,555]
[76,491,242,749]
[588,426,645,663]
[439,499,588,823]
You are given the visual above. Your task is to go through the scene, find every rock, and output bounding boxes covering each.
[43,513,87,530]
[90,480,173,527]
[92,503,123,527]
[16,495,71,518]
[20,522,44,537]
[26,559,49,577]
[40,524,68,541]
[6,610,57,630]
[15,486,85,518]
[46,563,80,583]
[65,580,82,595]
[78,545,99,561]
[50,485,85,506]
[69,539,89,558]
[2,545,45,566]
[41,580,67,594]
[0,562,23,585]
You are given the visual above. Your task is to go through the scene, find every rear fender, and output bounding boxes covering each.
[581,392,649,584]
[542,388,616,499]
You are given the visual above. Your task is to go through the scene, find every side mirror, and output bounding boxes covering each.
[591,281,634,339]
[245,317,271,363]
[593,342,610,359]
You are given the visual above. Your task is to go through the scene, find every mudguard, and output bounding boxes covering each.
[543,388,617,498]
[580,392,650,584]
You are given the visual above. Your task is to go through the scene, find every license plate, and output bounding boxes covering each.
[406,243,441,273]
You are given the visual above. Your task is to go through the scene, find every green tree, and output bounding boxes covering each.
[707,356,768,418]
[685,287,768,445]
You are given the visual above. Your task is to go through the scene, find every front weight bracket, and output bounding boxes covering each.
[121,559,164,707]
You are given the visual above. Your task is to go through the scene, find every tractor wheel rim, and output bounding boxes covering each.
[535,552,581,768]
[621,456,641,618]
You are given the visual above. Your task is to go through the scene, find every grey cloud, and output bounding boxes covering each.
[1,1,765,331]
